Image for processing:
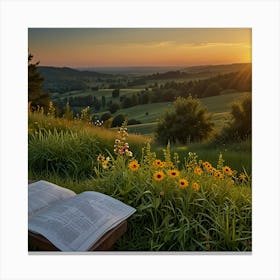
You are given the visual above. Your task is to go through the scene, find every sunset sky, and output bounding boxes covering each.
[28,28,251,68]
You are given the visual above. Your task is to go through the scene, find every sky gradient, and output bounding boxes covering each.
[28,28,251,68]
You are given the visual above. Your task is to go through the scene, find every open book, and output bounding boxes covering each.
[28,180,136,251]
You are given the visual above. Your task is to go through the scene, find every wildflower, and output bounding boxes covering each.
[97,154,105,162]
[160,191,165,196]
[115,139,121,144]
[194,166,203,176]
[128,160,139,171]
[239,173,246,181]
[178,179,189,189]
[165,161,174,168]
[209,167,216,174]
[167,169,180,178]
[152,159,163,168]
[160,161,166,168]
[124,143,129,149]
[203,161,212,171]
[214,170,223,179]
[223,166,233,176]
[153,171,165,182]
[192,182,200,191]
[102,160,109,169]
[125,150,133,157]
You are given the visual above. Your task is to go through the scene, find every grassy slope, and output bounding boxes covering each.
[110,91,249,135]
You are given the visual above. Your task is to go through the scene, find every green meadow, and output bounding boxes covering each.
[29,63,252,252]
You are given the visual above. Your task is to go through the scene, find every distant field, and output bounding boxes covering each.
[54,90,249,136]
[104,91,248,135]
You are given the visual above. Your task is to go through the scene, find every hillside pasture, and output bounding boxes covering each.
[105,91,248,136]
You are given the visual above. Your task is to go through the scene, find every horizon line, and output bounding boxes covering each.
[39,62,252,69]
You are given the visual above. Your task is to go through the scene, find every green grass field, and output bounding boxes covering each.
[103,91,248,136]
[28,111,252,251]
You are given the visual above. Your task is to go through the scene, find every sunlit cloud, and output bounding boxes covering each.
[179,42,250,49]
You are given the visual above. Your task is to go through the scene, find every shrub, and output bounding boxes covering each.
[109,102,120,114]
[111,114,126,128]
[156,96,214,144]
[214,93,252,143]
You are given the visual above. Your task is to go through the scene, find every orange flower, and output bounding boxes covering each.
[203,161,212,171]
[223,166,233,176]
[153,171,165,181]
[192,182,200,191]
[194,167,203,175]
[128,160,140,171]
[167,169,180,178]
[214,170,223,179]
[178,179,189,189]
[152,159,163,168]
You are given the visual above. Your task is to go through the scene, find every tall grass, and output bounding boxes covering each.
[28,112,149,178]
[28,113,251,251]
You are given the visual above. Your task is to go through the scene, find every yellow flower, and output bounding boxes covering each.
[209,167,216,174]
[178,179,189,189]
[159,191,165,196]
[223,166,233,176]
[239,173,246,181]
[194,167,203,175]
[192,182,199,191]
[160,161,166,168]
[102,160,109,169]
[128,160,140,171]
[214,170,223,179]
[203,161,212,171]
[153,171,165,182]
[167,169,180,178]
[152,159,163,168]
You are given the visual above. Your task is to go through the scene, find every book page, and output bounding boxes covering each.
[28,191,136,251]
[28,180,76,217]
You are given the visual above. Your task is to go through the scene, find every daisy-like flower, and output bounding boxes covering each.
[209,167,216,174]
[203,161,212,171]
[167,169,180,178]
[223,166,233,176]
[239,173,246,181]
[178,179,189,189]
[102,159,109,169]
[192,182,200,191]
[214,170,223,179]
[194,166,203,176]
[128,160,140,171]
[97,154,105,162]
[152,159,163,168]
[153,171,165,182]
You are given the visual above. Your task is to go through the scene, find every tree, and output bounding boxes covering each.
[215,94,252,143]
[155,96,214,144]
[112,89,120,98]
[101,95,106,108]
[28,53,49,110]
[109,102,120,114]
[100,112,112,122]
[111,114,125,128]
[203,82,222,97]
